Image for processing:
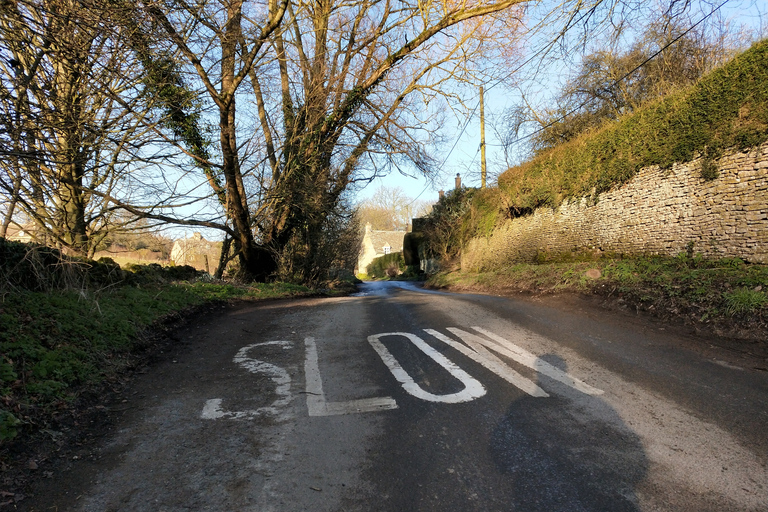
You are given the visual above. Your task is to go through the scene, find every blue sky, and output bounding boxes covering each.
[354,0,767,207]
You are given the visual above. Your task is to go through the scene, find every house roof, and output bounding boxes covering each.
[369,230,405,253]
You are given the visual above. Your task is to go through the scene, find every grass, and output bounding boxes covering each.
[724,288,768,315]
[428,254,768,335]
[0,280,311,443]
[0,239,314,444]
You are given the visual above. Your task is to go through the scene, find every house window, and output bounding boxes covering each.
[383,246,391,254]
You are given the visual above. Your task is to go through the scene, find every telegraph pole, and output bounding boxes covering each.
[480,86,487,189]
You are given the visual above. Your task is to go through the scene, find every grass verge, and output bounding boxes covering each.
[427,254,768,341]
[0,280,311,445]
[0,238,316,448]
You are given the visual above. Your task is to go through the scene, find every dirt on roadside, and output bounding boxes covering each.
[0,302,227,510]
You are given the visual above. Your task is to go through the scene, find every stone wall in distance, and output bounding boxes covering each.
[462,142,768,269]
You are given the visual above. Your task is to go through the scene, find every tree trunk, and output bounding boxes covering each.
[214,236,232,279]
[0,165,21,238]
[219,0,277,281]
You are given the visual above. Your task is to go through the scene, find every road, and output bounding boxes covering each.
[25,281,768,511]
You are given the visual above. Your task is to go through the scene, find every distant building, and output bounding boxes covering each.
[170,232,222,273]
[3,223,36,243]
[357,223,405,274]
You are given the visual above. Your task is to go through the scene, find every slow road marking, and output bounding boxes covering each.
[202,327,603,420]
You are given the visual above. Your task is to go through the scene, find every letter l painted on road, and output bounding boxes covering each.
[305,337,398,416]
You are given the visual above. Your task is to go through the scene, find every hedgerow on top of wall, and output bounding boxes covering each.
[496,38,768,214]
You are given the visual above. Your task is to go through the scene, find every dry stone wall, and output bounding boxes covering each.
[462,142,768,269]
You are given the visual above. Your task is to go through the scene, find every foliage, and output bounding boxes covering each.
[699,155,720,181]
[366,252,406,279]
[0,411,20,442]
[495,38,768,215]
[275,198,362,284]
[419,187,478,260]
[0,240,311,443]
[123,262,203,283]
[428,254,768,334]
[723,288,768,316]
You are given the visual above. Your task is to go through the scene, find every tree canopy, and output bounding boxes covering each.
[2,0,734,282]
[503,10,755,158]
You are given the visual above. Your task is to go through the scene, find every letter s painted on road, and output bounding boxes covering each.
[201,340,293,420]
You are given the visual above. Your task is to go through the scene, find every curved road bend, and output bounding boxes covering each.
[26,281,768,511]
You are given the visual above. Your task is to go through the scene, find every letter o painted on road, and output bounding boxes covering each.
[368,332,486,403]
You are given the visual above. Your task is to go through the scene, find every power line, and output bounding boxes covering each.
[503,0,731,150]
[410,0,730,203]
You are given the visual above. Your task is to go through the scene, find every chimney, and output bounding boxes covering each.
[438,190,445,199]
[455,173,461,189]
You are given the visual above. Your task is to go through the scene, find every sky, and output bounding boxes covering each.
[171,0,766,241]
[355,84,514,207]
[354,0,767,208]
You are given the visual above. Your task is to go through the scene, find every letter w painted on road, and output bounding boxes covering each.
[424,327,603,397]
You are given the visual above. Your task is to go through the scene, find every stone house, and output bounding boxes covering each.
[357,223,406,274]
[3,223,36,243]
[170,232,222,273]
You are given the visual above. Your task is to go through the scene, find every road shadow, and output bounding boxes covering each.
[490,354,647,511]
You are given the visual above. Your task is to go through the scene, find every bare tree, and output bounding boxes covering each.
[357,186,432,231]
[0,0,191,257]
[133,0,289,279]
[137,0,531,281]
[252,0,533,282]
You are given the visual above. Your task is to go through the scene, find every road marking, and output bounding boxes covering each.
[201,340,294,420]
[368,332,486,403]
[203,325,602,420]
[424,329,548,397]
[457,327,603,396]
[305,337,398,416]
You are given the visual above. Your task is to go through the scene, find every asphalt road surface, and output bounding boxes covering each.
[25,282,768,511]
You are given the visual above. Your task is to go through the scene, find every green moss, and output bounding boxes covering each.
[495,39,768,213]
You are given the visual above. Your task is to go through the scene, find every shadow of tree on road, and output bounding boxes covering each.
[490,354,647,511]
